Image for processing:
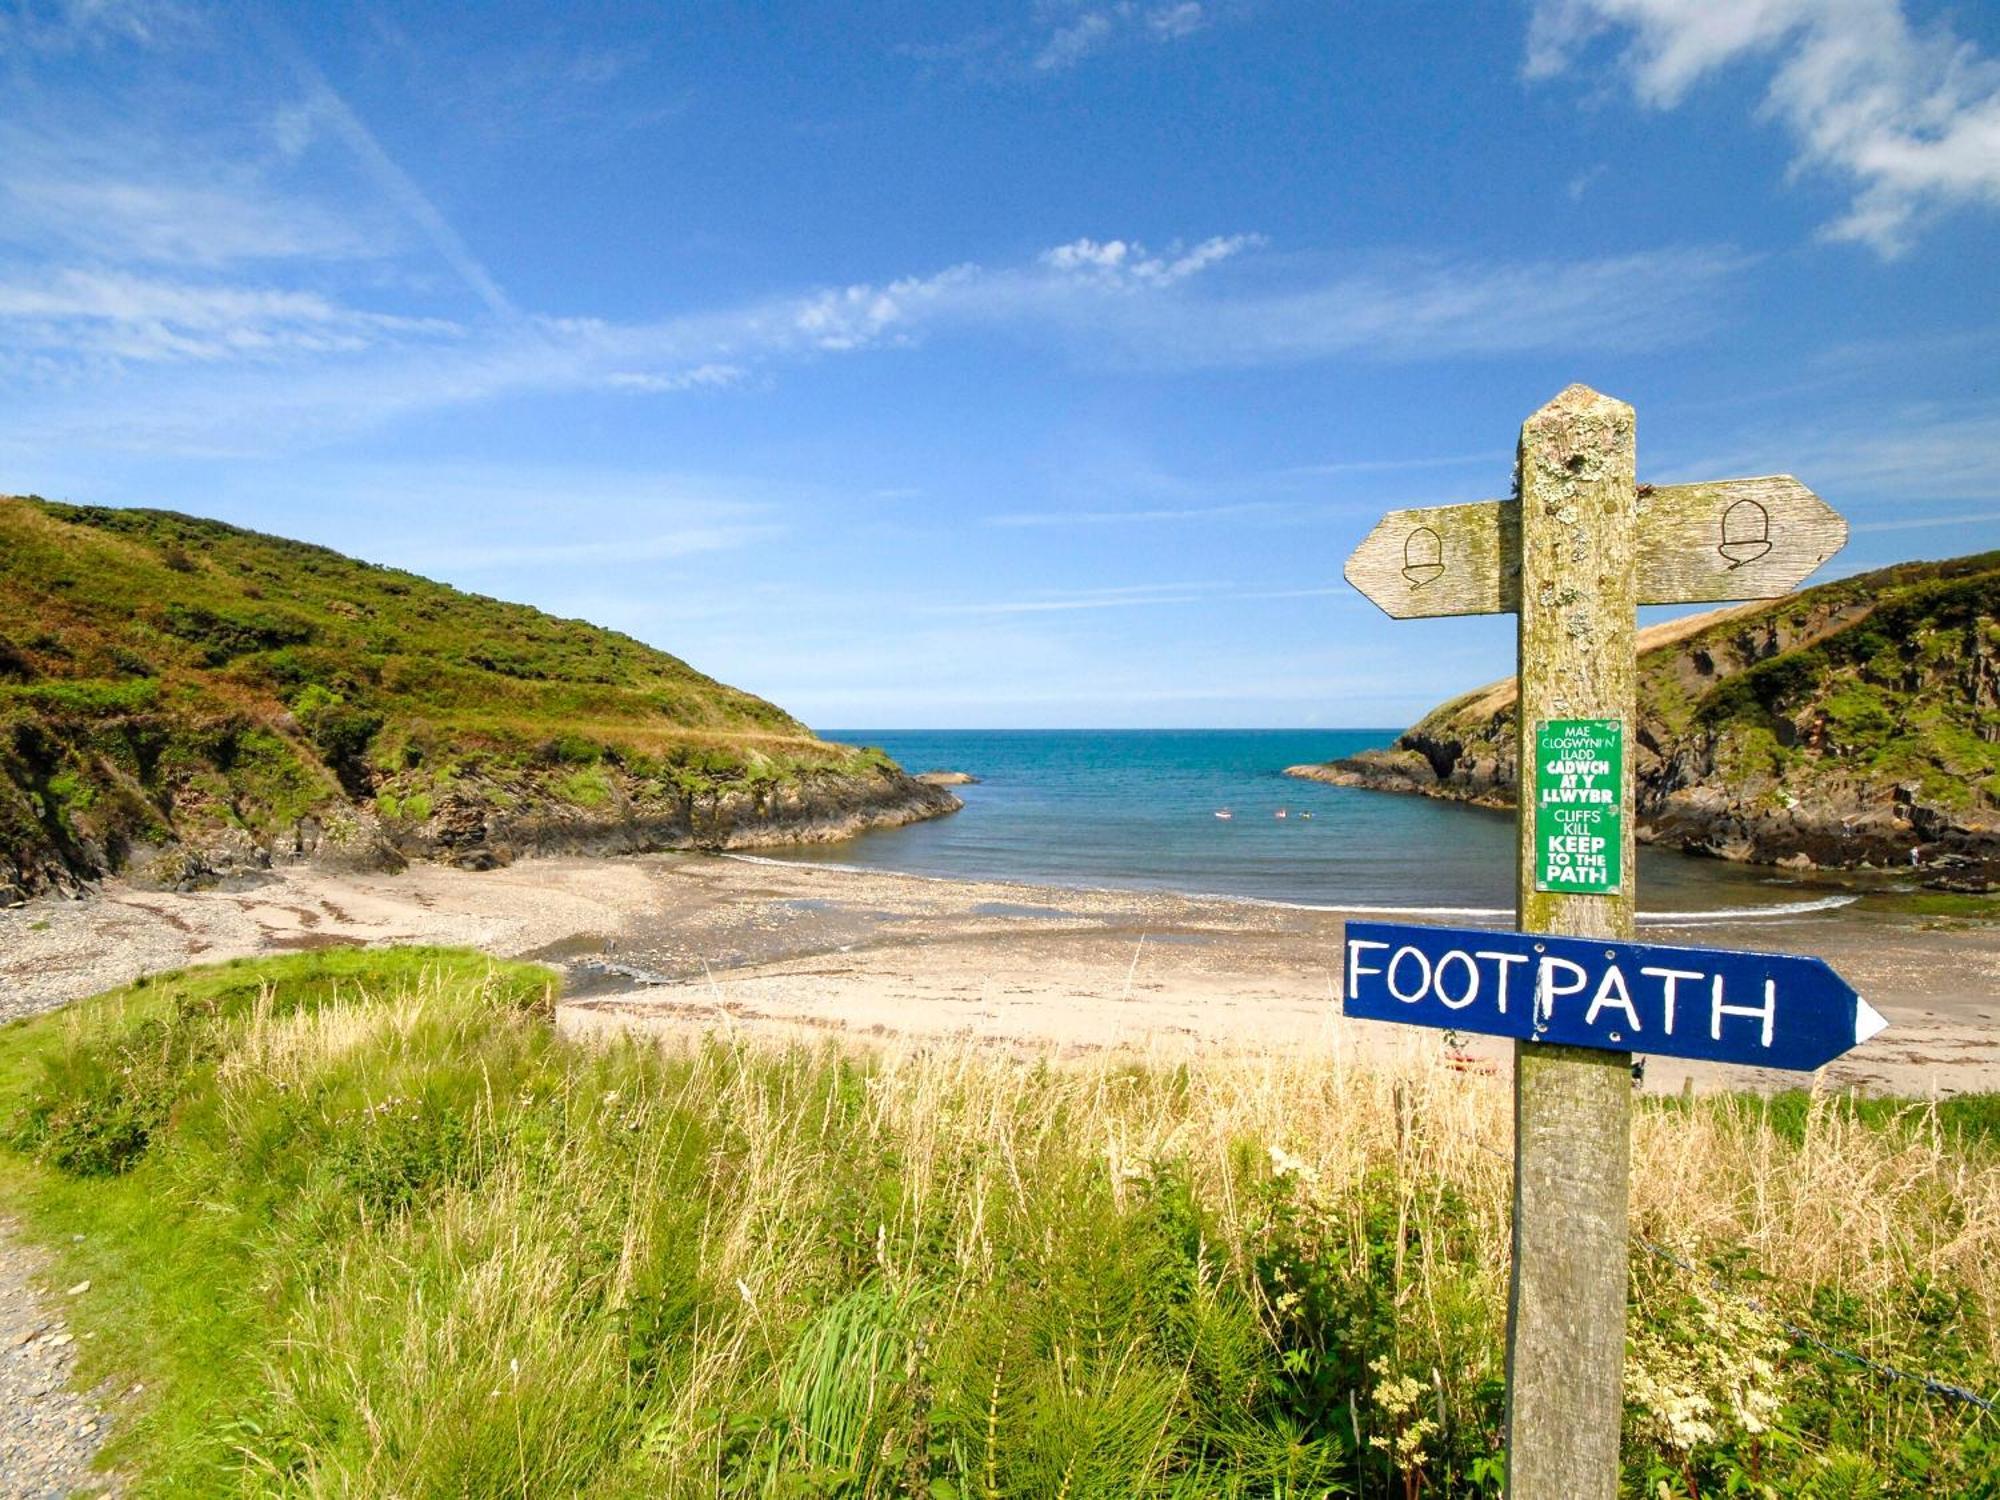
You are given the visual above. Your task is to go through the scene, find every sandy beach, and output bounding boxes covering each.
[2,852,1994,1097]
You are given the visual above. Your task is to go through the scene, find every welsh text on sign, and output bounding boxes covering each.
[1535,718,1623,895]
[1342,920,1886,1072]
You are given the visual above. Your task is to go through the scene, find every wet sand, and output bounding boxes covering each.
[2,851,1994,1096]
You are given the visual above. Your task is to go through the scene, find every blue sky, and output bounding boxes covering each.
[2,0,1997,729]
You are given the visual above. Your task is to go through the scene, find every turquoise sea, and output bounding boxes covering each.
[787,729,1865,926]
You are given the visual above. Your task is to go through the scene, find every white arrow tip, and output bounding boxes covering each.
[1855,995,1889,1046]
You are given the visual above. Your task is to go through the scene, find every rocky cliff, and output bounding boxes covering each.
[0,496,955,901]
[1288,551,2000,887]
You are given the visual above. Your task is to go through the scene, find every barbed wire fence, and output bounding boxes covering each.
[1435,1084,1997,1419]
[1627,1231,1995,1415]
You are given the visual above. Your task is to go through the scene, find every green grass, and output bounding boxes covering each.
[554,764,617,809]
[2,951,1996,1496]
[1644,1086,2000,1153]
[3,956,2000,1496]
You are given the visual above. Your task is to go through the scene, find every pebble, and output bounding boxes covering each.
[0,1218,120,1497]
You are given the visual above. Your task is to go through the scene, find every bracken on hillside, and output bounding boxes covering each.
[0,496,955,901]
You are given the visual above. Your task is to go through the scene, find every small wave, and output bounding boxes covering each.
[1638,895,1858,924]
[725,852,965,883]
[723,854,1857,924]
[1197,894,1855,923]
[1198,894,1516,920]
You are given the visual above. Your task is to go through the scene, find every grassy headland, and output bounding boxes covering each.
[2,950,1994,1495]
[1291,551,2000,886]
[0,496,954,901]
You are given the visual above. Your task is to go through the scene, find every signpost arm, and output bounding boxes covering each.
[1505,386,1637,1499]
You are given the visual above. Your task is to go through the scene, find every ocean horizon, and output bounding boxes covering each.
[800,728,1868,924]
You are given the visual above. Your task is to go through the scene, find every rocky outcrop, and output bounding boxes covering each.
[1286,748,1442,798]
[1289,552,2000,887]
[387,768,960,872]
[11,769,960,897]
[915,769,979,786]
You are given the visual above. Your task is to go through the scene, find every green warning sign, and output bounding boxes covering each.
[1534,718,1624,895]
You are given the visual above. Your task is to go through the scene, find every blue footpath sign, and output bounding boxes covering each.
[1342,920,1886,1072]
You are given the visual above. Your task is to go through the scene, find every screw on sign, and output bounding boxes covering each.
[1339,386,1869,1500]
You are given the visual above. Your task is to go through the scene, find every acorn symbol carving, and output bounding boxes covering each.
[1718,499,1772,569]
[1401,525,1445,587]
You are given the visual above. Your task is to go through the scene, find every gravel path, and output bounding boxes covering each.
[0,1221,118,1497]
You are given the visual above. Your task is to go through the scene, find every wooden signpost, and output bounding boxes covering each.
[1341,386,1858,1499]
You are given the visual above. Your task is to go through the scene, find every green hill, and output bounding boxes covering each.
[0,496,954,900]
[1289,551,2000,887]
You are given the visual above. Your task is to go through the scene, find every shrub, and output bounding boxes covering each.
[158,603,316,666]
[10,1033,178,1175]
[323,1092,480,1213]
[535,734,603,767]
[7,1003,218,1175]
[292,684,383,770]
[0,679,162,716]
[555,766,615,809]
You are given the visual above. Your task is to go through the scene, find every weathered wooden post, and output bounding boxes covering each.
[1505,386,1636,1498]
[1340,384,1862,1499]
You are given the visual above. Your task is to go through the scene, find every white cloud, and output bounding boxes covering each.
[186,461,792,581]
[271,56,519,320]
[603,363,746,394]
[1768,403,2000,503]
[0,236,1750,452]
[1032,2,1211,72]
[0,136,383,267]
[784,266,979,350]
[1040,238,1133,273]
[1566,164,1608,200]
[1035,10,1115,70]
[0,268,457,363]
[0,16,512,323]
[1147,3,1206,41]
[1028,246,1749,367]
[1039,234,1261,285]
[1526,0,2000,255]
[0,0,201,52]
[1652,398,2000,525]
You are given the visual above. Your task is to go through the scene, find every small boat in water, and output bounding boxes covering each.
[1214,808,1234,820]
[1274,808,1288,819]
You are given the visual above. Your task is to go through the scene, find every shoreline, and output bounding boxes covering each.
[727,851,1873,926]
[1283,759,1997,891]
[2,850,1994,1098]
